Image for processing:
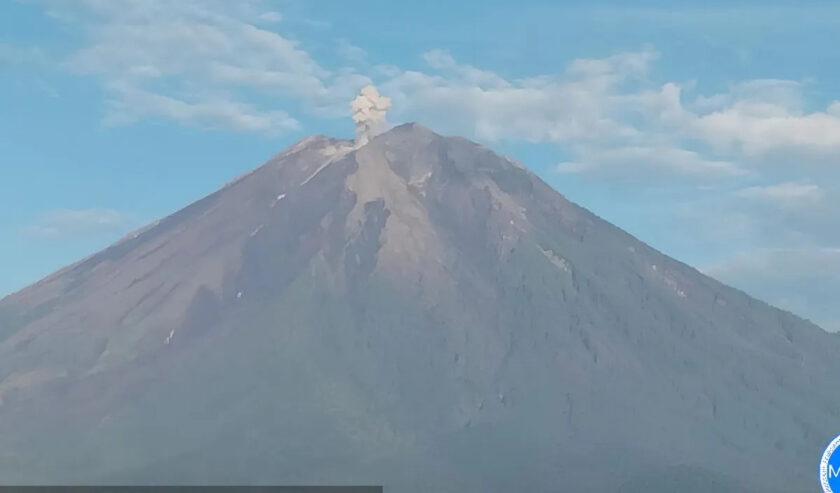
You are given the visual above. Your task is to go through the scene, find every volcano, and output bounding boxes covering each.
[0,123,837,492]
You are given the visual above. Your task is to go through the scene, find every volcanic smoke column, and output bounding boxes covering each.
[351,85,392,147]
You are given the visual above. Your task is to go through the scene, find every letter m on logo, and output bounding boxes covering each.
[830,464,840,479]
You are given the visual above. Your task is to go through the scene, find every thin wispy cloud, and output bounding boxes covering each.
[257,11,282,23]
[734,182,826,208]
[102,84,300,134]
[23,208,132,239]
[46,2,840,167]
[0,42,50,67]
[556,146,745,178]
[51,0,366,134]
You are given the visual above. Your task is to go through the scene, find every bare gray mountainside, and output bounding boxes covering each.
[0,123,838,492]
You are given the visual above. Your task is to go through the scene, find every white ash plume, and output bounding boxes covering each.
[351,85,391,146]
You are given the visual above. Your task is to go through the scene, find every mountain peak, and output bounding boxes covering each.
[387,121,436,135]
[279,133,353,157]
[0,122,837,492]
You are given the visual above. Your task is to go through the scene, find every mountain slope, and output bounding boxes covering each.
[0,123,837,492]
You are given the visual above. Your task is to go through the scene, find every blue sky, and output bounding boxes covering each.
[1,0,839,331]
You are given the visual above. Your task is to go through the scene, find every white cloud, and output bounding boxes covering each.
[102,85,300,134]
[629,79,840,160]
[422,49,457,70]
[566,49,658,81]
[0,43,50,67]
[734,182,825,208]
[384,51,840,176]
[40,2,840,175]
[692,104,840,158]
[692,79,804,113]
[52,0,352,134]
[257,11,282,23]
[557,146,745,177]
[383,50,654,146]
[419,49,511,88]
[24,209,132,239]
[337,39,367,64]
